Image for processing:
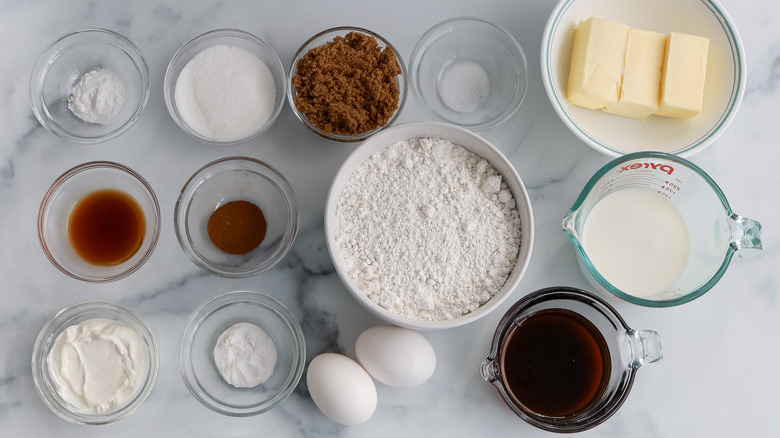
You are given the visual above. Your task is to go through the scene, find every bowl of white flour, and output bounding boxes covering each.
[325,122,534,330]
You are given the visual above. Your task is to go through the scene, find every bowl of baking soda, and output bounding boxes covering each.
[180,290,306,416]
[325,122,535,330]
[164,28,286,145]
[30,28,151,144]
[409,17,528,130]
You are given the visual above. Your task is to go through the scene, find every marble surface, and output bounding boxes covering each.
[0,0,776,436]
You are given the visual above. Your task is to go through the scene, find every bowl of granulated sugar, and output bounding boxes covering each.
[164,29,286,145]
[30,28,150,144]
[324,122,535,330]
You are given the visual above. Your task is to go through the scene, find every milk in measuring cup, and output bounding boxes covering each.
[581,188,690,298]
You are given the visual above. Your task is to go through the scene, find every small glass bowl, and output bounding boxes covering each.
[287,26,407,142]
[29,28,150,144]
[164,28,286,145]
[180,290,306,416]
[32,300,159,425]
[409,17,528,130]
[174,157,299,277]
[38,161,161,282]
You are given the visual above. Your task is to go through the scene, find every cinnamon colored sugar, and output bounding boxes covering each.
[292,31,402,137]
[207,200,267,255]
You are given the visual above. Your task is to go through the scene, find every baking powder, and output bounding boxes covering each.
[68,68,127,125]
[335,137,522,321]
[213,322,277,388]
[174,44,276,142]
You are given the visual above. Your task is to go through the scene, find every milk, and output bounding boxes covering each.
[581,188,690,298]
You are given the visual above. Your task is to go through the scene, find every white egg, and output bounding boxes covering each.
[306,353,377,425]
[355,325,436,388]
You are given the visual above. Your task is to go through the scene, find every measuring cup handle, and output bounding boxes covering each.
[626,330,663,369]
[729,214,763,258]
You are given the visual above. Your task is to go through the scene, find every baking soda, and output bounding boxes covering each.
[68,68,127,124]
[335,137,522,321]
[174,45,276,142]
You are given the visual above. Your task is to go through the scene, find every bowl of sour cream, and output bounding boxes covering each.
[32,300,159,425]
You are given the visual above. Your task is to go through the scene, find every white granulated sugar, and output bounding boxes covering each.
[68,68,127,125]
[174,44,276,142]
[335,137,522,321]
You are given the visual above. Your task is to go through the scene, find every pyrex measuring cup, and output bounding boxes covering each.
[481,287,662,433]
[562,151,762,307]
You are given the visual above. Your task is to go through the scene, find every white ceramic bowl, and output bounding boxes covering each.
[324,122,534,330]
[541,0,745,157]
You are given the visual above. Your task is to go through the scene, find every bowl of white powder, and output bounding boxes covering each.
[32,300,159,425]
[409,18,528,130]
[180,290,306,416]
[30,28,150,144]
[325,122,535,330]
[164,28,286,145]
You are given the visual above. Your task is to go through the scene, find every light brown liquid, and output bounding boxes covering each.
[68,189,145,266]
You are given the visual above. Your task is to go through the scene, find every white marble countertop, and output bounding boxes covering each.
[1,0,777,436]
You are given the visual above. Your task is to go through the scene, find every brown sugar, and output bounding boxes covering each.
[207,200,267,255]
[292,31,402,137]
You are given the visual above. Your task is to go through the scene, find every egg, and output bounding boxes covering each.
[306,353,377,425]
[355,325,436,388]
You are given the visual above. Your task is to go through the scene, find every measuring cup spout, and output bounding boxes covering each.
[729,214,763,258]
[626,329,662,369]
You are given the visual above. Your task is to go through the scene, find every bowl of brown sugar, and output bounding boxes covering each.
[174,157,299,278]
[287,27,407,142]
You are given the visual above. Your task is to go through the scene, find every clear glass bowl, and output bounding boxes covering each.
[164,28,286,145]
[29,28,150,144]
[174,157,299,277]
[38,161,161,282]
[32,300,159,425]
[409,17,528,130]
[180,290,306,416]
[287,26,407,142]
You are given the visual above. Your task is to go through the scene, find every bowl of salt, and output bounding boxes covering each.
[409,17,528,130]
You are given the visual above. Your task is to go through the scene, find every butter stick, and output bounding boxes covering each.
[566,17,630,109]
[655,32,709,119]
[604,29,666,120]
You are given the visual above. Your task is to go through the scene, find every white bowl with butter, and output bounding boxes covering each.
[541,0,745,157]
[32,301,159,425]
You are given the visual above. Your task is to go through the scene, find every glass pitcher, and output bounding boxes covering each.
[562,151,762,307]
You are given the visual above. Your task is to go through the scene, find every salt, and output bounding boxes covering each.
[68,68,127,125]
[174,45,276,142]
[437,61,490,113]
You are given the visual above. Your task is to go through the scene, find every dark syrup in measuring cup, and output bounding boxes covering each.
[500,308,611,417]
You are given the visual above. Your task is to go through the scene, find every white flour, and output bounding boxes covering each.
[68,68,127,125]
[213,322,277,388]
[174,44,276,142]
[335,137,522,321]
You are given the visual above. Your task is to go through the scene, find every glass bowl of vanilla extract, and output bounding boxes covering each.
[38,161,161,282]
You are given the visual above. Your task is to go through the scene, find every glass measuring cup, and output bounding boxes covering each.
[562,151,762,307]
[481,287,662,433]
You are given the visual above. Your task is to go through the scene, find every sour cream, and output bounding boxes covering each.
[47,318,148,413]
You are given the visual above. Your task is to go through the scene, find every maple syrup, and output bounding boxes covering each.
[500,308,610,418]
